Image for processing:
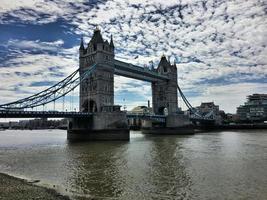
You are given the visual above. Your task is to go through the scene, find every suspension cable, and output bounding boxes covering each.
[177,84,204,118]
[0,64,97,110]
[0,69,79,107]
[63,95,65,111]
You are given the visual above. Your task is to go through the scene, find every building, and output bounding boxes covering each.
[237,94,267,122]
[225,113,239,123]
[127,105,153,130]
[196,102,222,124]
[130,106,153,115]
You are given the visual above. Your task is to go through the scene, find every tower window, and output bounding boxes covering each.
[163,66,167,72]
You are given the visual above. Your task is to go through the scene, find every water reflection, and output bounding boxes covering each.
[181,131,267,200]
[144,136,192,199]
[65,141,129,198]
[0,130,266,199]
[62,135,193,199]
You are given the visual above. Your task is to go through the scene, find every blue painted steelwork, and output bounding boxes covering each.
[0,59,214,124]
[177,85,215,122]
[0,64,97,110]
[0,110,92,118]
[0,109,165,122]
[114,59,169,82]
[0,59,169,109]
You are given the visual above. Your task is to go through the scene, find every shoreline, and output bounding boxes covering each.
[0,172,70,200]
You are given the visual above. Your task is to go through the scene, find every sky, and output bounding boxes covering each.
[0,0,266,114]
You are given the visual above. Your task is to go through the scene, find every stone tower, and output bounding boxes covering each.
[152,55,178,115]
[79,27,115,112]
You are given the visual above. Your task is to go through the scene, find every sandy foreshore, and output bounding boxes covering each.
[0,173,70,200]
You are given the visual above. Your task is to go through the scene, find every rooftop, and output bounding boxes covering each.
[247,94,267,101]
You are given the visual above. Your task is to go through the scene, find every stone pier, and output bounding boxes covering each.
[141,114,194,135]
[67,111,129,141]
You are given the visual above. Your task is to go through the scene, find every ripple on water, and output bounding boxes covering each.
[0,130,267,199]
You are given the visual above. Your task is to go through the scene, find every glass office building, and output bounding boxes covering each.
[237,94,267,122]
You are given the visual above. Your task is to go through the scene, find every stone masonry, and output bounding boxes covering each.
[79,27,115,113]
[152,55,178,115]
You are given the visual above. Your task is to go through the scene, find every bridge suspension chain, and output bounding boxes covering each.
[177,85,215,121]
[177,85,204,118]
[7,69,78,105]
[0,64,97,110]
[177,85,194,111]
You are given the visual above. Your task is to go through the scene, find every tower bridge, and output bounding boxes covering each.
[78,28,178,116]
[0,27,215,140]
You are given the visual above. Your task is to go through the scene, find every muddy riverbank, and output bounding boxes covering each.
[0,173,70,200]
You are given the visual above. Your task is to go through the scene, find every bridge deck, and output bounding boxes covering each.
[114,59,169,82]
[0,110,213,124]
[0,110,167,122]
[127,113,166,122]
[0,110,92,118]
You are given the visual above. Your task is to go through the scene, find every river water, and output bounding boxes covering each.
[0,129,266,199]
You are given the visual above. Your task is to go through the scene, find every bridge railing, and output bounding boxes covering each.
[126,113,166,122]
[0,110,92,118]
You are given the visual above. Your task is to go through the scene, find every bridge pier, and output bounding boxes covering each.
[67,111,129,141]
[141,114,194,135]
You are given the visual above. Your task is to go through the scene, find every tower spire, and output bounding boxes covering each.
[110,34,114,48]
[79,37,85,50]
[95,25,100,32]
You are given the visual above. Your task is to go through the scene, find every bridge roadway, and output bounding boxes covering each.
[0,110,216,126]
[126,113,166,122]
[114,59,169,82]
[0,110,93,118]
[0,110,166,122]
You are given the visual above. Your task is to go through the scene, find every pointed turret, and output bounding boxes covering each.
[158,54,169,66]
[79,37,85,56]
[157,54,174,74]
[110,35,114,48]
[89,26,104,45]
[79,37,85,50]
[104,40,109,45]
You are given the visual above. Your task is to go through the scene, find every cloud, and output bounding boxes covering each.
[0,0,266,113]
[0,39,79,104]
[6,39,64,52]
[0,0,88,24]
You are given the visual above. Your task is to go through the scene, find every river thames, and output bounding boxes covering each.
[0,129,266,199]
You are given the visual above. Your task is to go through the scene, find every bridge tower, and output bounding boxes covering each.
[79,27,115,112]
[152,55,178,115]
[68,27,129,141]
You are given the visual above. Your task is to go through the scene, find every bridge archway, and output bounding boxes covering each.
[81,100,89,112]
[81,99,97,112]
[89,100,97,112]
[158,107,168,116]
